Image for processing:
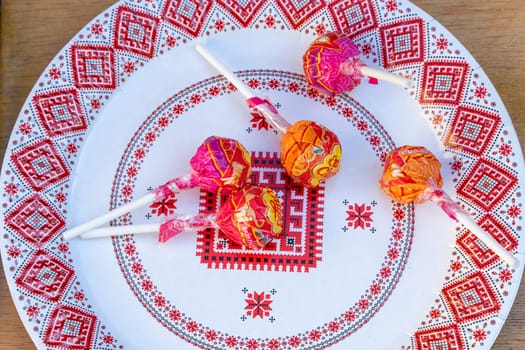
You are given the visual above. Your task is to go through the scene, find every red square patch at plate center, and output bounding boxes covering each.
[196,151,324,272]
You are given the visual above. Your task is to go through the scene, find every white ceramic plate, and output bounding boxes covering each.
[2,1,524,349]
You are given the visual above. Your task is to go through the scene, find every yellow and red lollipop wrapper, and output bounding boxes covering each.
[280,120,342,188]
[216,185,283,250]
[379,145,443,204]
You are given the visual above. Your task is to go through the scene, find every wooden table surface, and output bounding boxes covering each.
[1,1,524,349]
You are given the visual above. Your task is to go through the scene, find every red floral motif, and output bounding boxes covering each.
[344,310,356,322]
[49,67,62,80]
[474,86,488,99]
[287,81,300,92]
[370,283,382,295]
[244,291,273,319]
[7,245,20,259]
[346,203,373,229]
[436,37,449,51]
[327,321,340,333]
[67,143,77,154]
[124,243,136,255]
[57,243,68,253]
[208,86,221,96]
[499,143,512,156]
[248,78,260,89]
[214,19,225,32]
[268,79,279,89]
[91,23,104,35]
[141,279,153,291]
[380,266,391,278]
[145,131,156,143]
[450,261,462,272]
[315,23,326,36]
[392,228,403,240]
[173,104,185,115]
[498,269,512,282]
[369,135,381,146]
[4,183,17,195]
[288,335,301,347]
[103,335,114,344]
[387,248,399,260]
[265,15,275,28]
[205,330,217,341]
[451,160,463,172]
[358,298,369,310]
[166,35,176,47]
[126,166,138,178]
[325,96,337,107]
[74,291,85,301]
[250,110,271,130]
[473,329,487,342]
[131,261,143,274]
[429,308,441,319]
[507,204,521,218]
[308,329,322,341]
[158,116,169,127]
[357,120,368,131]
[121,185,133,197]
[91,99,101,110]
[361,43,372,55]
[186,320,198,332]
[18,122,32,135]
[225,335,238,347]
[123,61,135,74]
[267,338,281,350]
[154,295,166,307]
[190,94,202,104]
[246,338,259,350]
[385,0,398,11]
[393,208,405,221]
[307,87,319,98]
[134,148,146,159]
[149,195,177,216]
[169,308,181,321]
[26,305,40,318]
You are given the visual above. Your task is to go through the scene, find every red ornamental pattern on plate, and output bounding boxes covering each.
[328,0,378,37]
[5,194,65,245]
[442,271,501,323]
[113,6,159,59]
[379,18,426,67]
[32,88,88,138]
[43,304,97,350]
[275,0,326,29]
[456,158,518,212]
[457,214,518,269]
[217,0,267,28]
[10,139,70,192]
[345,202,373,229]
[109,70,415,348]
[162,0,212,37]
[414,324,465,350]
[419,60,470,105]
[196,151,324,272]
[70,44,116,89]
[244,290,273,319]
[15,250,74,303]
[443,105,501,157]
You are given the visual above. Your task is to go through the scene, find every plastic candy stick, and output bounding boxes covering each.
[81,185,283,250]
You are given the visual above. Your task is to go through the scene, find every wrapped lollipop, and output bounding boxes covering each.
[379,145,519,267]
[81,185,284,250]
[195,44,342,188]
[63,136,252,240]
[303,32,413,95]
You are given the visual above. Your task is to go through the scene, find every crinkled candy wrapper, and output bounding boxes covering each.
[379,145,443,204]
[154,136,252,200]
[216,185,283,249]
[158,186,283,250]
[281,120,342,188]
[303,31,364,95]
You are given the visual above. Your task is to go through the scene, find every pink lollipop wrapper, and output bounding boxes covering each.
[303,32,364,95]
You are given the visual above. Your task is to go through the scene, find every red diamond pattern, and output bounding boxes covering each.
[5,194,65,245]
[444,106,501,157]
[419,60,469,105]
[10,139,70,191]
[217,0,267,27]
[43,305,97,350]
[328,0,377,37]
[16,250,74,302]
[71,44,116,89]
[276,0,325,29]
[32,88,88,138]
[162,0,212,37]
[442,271,501,323]
[380,18,425,67]
[114,6,159,58]
[196,152,324,272]
[414,324,464,350]
[457,159,517,212]
[457,214,518,268]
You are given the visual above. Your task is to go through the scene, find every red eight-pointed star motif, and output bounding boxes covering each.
[346,203,374,229]
[245,291,273,319]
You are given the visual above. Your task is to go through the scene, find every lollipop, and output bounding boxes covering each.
[63,136,252,240]
[81,185,283,250]
[379,145,519,267]
[303,32,413,95]
[195,44,342,188]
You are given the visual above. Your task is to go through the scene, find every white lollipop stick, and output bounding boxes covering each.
[428,187,519,268]
[81,223,160,239]
[195,44,291,133]
[63,193,156,241]
[359,66,413,88]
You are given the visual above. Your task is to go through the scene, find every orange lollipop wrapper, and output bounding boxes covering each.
[379,145,519,267]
